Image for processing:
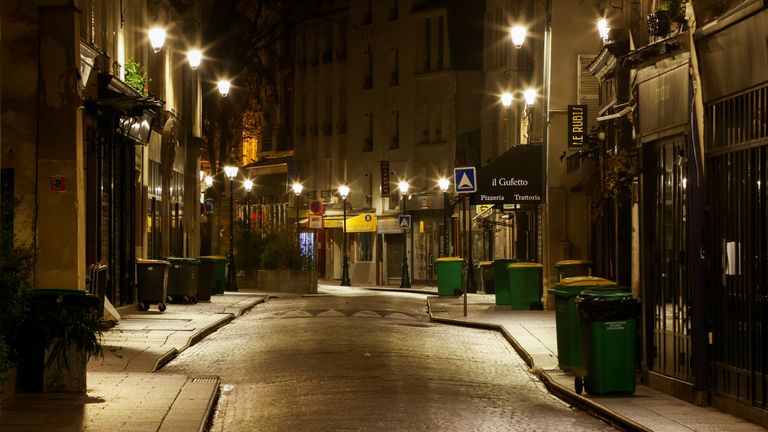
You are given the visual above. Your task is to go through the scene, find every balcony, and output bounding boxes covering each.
[322,123,333,136]
[309,124,318,136]
[336,120,347,134]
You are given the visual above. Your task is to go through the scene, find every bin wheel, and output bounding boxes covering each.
[574,377,584,395]
[182,295,190,304]
[191,296,198,304]
[158,303,167,312]
[138,302,149,312]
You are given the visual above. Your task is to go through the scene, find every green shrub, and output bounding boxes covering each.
[0,246,33,388]
[259,228,302,271]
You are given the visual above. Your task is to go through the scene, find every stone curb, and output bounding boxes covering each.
[426,299,651,432]
[151,296,266,372]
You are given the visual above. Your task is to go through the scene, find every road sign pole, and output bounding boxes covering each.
[463,196,474,316]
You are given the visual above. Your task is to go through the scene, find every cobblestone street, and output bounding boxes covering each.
[162,292,617,431]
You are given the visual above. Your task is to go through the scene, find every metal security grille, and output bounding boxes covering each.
[706,84,768,409]
[646,136,693,382]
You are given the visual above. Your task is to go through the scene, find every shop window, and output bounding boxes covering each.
[355,232,374,262]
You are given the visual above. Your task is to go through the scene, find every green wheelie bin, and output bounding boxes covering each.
[492,259,517,305]
[507,262,543,310]
[549,276,621,370]
[554,260,592,282]
[435,257,464,296]
[574,289,641,395]
[198,256,228,295]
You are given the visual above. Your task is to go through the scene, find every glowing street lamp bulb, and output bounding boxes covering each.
[501,92,513,108]
[244,179,254,192]
[598,19,610,41]
[524,88,537,107]
[224,164,238,180]
[187,49,202,70]
[149,27,166,53]
[510,25,527,49]
[438,178,450,192]
[217,79,231,97]
[292,182,304,196]
[398,181,410,195]
[338,185,350,199]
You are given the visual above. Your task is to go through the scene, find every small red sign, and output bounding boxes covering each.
[50,176,66,192]
[309,199,324,214]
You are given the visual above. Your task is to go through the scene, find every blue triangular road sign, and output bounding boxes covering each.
[454,167,477,193]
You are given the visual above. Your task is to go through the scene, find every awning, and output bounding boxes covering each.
[596,104,634,122]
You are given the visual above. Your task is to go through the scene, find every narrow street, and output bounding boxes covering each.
[161,288,617,431]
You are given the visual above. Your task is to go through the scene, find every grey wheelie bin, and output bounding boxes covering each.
[554,260,592,282]
[136,259,170,312]
[167,257,201,304]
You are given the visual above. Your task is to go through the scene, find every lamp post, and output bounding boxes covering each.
[438,178,450,257]
[224,163,238,291]
[523,88,536,144]
[292,182,303,256]
[244,179,253,233]
[501,92,513,148]
[398,180,411,288]
[338,185,351,286]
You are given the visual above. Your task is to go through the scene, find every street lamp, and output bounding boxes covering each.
[217,79,231,97]
[510,25,527,49]
[224,163,239,291]
[597,18,611,43]
[148,27,166,53]
[292,182,304,256]
[398,180,411,288]
[438,178,450,257]
[187,49,202,70]
[338,185,351,286]
[244,179,254,231]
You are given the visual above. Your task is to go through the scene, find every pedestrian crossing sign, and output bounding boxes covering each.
[398,215,411,229]
[454,167,477,193]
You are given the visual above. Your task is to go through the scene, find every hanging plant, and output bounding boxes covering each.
[124,59,147,97]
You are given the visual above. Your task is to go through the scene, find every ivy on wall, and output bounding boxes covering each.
[124,59,147,97]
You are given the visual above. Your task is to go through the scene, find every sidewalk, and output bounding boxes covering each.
[0,292,265,432]
[427,293,766,432]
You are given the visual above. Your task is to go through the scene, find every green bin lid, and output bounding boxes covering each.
[579,288,632,298]
[167,257,200,264]
[136,258,170,266]
[558,276,616,287]
[508,262,542,268]
[479,261,493,266]
[554,259,592,268]
[198,255,228,261]
[435,257,463,262]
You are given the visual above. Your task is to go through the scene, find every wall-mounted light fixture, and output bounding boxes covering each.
[148,27,166,52]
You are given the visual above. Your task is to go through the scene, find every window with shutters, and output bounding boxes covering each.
[577,54,600,141]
